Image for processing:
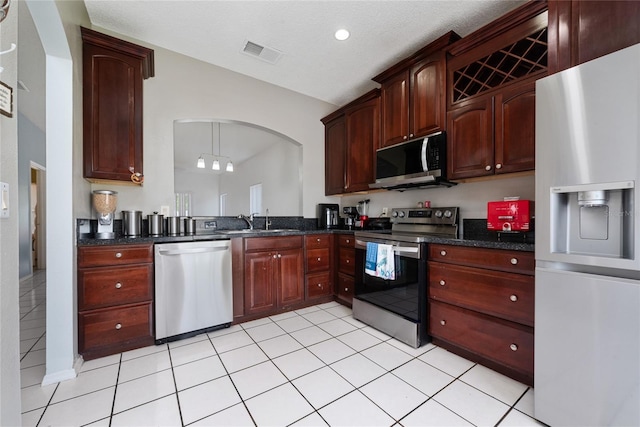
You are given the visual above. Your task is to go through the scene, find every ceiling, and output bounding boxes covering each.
[83,0,527,107]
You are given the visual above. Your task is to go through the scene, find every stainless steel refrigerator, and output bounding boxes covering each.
[535,44,640,426]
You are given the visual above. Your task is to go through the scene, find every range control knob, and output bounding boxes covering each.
[434,210,443,218]
[392,211,399,218]
[398,211,406,218]
[444,210,453,218]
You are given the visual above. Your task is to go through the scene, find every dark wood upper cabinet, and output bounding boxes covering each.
[373,32,460,148]
[548,0,640,74]
[81,27,154,184]
[321,89,380,195]
[446,2,547,180]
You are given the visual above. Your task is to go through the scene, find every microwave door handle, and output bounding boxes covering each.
[421,137,429,172]
[394,246,419,254]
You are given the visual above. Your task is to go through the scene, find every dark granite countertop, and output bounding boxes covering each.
[77,227,532,252]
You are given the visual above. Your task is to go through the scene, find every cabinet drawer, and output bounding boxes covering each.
[79,302,153,353]
[429,244,534,274]
[305,234,331,249]
[78,265,153,311]
[306,271,333,299]
[78,244,153,268]
[429,262,534,326]
[337,273,354,301]
[429,301,533,376]
[306,248,331,273]
[338,247,355,275]
[245,235,302,252]
[338,234,355,248]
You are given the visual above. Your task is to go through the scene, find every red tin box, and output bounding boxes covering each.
[487,200,534,232]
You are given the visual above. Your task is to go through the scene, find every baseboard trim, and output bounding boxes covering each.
[41,355,82,386]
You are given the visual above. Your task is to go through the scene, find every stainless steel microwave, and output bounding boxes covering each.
[369,131,455,190]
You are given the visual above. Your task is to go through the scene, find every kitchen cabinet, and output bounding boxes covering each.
[548,0,640,74]
[428,244,535,385]
[77,244,154,360]
[304,234,334,302]
[244,236,304,316]
[447,79,536,179]
[81,27,154,184]
[373,32,460,147]
[335,234,356,305]
[321,89,380,195]
[446,2,547,180]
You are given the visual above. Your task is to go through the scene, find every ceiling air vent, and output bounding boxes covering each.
[241,40,283,64]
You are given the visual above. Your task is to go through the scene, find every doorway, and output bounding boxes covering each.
[30,163,46,272]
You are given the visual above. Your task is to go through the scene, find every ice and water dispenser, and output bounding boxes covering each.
[550,181,634,259]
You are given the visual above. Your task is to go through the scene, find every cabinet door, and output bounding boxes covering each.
[447,97,494,180]
[336,273,354,305]
[324,116,347,195]
[548,0,640,73]
[494,81,536,174]
[277,248,304,308]
[410,54,445,138]
[83,43,144,182]
[345,97,380,192]
[380,71,410,147]
[244,252,276,315]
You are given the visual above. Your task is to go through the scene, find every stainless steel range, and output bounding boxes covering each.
[353,207,459,347]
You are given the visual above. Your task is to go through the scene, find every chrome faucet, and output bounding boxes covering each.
[238,213,258,230]
[265,208,271,230]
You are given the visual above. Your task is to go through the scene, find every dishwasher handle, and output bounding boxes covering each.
[157,246,229,256]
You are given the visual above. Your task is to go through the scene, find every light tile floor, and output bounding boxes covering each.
[20,270,545,426]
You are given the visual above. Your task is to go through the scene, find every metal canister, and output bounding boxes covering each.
[147,212,164,236]
[184,217,196,235]
[167,216,181,235]
[122,210,142,237]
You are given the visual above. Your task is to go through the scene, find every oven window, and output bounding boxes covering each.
[354,249,423,322]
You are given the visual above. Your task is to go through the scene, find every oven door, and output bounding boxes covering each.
[354,236,426,323]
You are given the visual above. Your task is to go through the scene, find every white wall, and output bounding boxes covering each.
[220,140,301,216]
[174,171,219,216]
[0,0,21,423]
[90,40,338,219]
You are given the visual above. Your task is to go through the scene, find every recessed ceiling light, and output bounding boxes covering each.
[335,29,350,41]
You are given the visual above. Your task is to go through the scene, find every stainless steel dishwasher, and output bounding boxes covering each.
[154,240,232,343]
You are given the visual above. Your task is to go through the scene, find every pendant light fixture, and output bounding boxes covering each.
[195,121,233,172]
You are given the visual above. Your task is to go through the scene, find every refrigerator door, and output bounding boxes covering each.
[535,267,640,426]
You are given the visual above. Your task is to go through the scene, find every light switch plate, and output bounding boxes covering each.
[1,182,9,218]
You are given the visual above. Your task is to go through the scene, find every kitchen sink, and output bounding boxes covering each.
[217,229,299,235]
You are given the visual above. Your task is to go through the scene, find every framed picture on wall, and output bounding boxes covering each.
[0,81,13,118]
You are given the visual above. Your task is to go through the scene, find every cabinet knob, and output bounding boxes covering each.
[495,163,502,169]
[403,135,408,140]
[510,343,518,351]
[317,257,322,262]
[115,323,122,330]
[115,252,122,258]
[439,280,446,286]
[317,283,322,288]
[115,282,122,289]
[510,294,518,302]
[346,259,350,264]
[440,250,447,256]
[409,133,414,138]
[277,253,282,258]
[440,320,446,326]
[346,239,351,243]
[344,287,349,292]
[510,257,518,265]
[485,165,492,171]
[316,238,321,242]
[273,254,277,259]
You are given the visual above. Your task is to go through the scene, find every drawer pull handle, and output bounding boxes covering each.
[346,239,351,243]
[115,323,122,330]
[510,257,518,265]
[510,343,518,351]
[439,280,445,286]
[344,287,349,292]
[440,250,447,256]
[510,294,518,302]
[317,283,322,288]
[277,254,282,258]
[485,165,492,171]
[440,320,446,326]
[317,257,321,262]
[115,252,122,258]
[317,238,321,242]
[496,163,502,169]
[346,259,350,264]
[273,254,277,259]
[115,282,122,289]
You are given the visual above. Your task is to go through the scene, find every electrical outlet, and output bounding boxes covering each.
[381,207,389,217]
[160,205,170,216]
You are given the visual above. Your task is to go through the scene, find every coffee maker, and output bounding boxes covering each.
[343,206,358,230]
[317,203,340,229]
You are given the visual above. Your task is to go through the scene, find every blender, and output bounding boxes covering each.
[356,199,370,229]
[92,190,118,239]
